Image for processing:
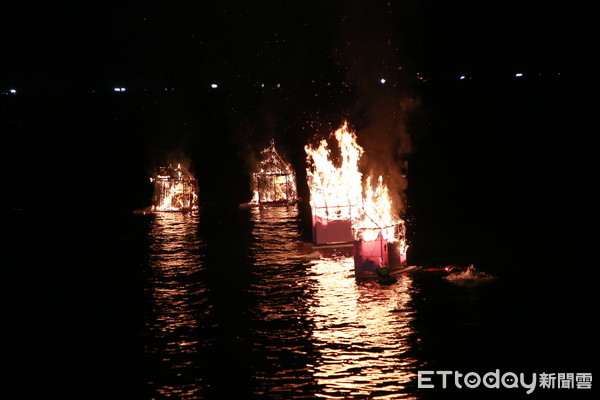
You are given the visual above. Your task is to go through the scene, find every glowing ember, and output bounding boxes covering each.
[305,121,364,222]
[151,164,199,212]
[250,140,298,205]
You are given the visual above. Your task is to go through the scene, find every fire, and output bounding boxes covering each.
[151,164,199,212]
[305,120,408,266]
[250,140,298,205]
[353,175,399,240]
[304,121,364,221]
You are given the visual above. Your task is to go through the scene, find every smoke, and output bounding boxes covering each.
[331,0,421,217]
[165,151,193,170]
[358,95,420,215]
[148,149,194,178]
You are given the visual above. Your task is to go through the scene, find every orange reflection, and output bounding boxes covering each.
[248,205,418,398]
[250,205,304,267]
[145,212,209,399]
[248,205,320,397]
[308,251,418,398]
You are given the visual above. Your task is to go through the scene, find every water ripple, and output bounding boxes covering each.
[141,206,419,399]
[248,205,418,399]
[144,212,211,399]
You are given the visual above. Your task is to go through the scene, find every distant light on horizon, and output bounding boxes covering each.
[515,73,523,78]
[210,83,218,89]
[114,87,126,92]
[380,78,386,84]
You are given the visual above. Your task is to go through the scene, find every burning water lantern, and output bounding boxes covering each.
[248,140,298,206]
[306,121,409,277]
[150,164,199,212]
[305,121,364,245]
[352,177,408,278]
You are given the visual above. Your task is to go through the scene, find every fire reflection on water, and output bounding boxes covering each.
[249,205,320,397]
[145,212,210,399]
[249,205,418,399]
[309,253,417,398]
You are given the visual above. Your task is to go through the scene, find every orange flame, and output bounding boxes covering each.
[354,175,408,258]
[305,121,364,221]
[305,121,408,255]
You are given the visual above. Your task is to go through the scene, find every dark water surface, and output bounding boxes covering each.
[3,77,595,399]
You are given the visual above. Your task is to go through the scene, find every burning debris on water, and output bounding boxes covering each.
[305,121,363,244]
[305,121,408,276]
[246,140,298,206]
[150,163,199,212]
[352,176,408,278]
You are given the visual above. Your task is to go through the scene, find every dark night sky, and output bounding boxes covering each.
[1,1,576,91]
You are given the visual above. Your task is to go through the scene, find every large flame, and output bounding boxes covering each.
[305,121,364,221]
[354,175,408,264]
[305,121,408,255]
[355,175,399,239]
